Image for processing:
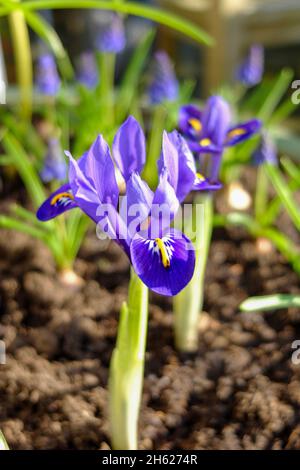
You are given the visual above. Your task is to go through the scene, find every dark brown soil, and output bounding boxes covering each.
[1,217,300,449]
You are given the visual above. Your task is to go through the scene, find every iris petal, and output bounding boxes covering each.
[67,153,101,223]
[68,135,119,207]
[225,119,261,147]
[150,170,180,236]
[179,104,202,139]
[192,176,222,192]
[158,131,196,202]
[202,96,231,147]
[120,172,154,239]
[112,116,146,180]
[130,228,195,296]
[188,139,222,154]
[36,183,77,221]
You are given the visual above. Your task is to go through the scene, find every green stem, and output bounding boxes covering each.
[254,165,268,223]
[143,104,167,188]
[8,1,32,119]
[108,268,149,450]
[98,52,116,129]
[174,192,213,352]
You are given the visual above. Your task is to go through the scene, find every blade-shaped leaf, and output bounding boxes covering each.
[2,131,46,207]
[116,28,155,121]
[240,294,300,312]
[11,1,213,46]
[24,9,74,80]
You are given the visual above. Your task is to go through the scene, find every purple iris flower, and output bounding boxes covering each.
[40,138,67,183]
[148,51,179,105]
[35,54,60,96]
[36,116,196,296]
[77,51,98,89]
[236,45,264,87]
[179,96,261,190]
[252,132,277,166]
[96,14,126,54]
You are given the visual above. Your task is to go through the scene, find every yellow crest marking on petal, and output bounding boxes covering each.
[227,128,246,140]
[199,138,211,147]
[188,118,202,132]
[196,172,205,182]
[51,192,74,206]
[155,238,171,269]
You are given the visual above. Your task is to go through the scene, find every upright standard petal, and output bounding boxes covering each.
[158,130,196,202]
[150,170,180,237]
[112,116,146,180]
[67,152,101,223]
[130,228,195,296]
[122,172,153,239]
[76,135,119,207]
[202,95,231,147]
[225,119,261,147]
[37,183,77,221]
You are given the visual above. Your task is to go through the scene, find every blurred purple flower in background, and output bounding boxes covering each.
[236,44,264,87]
[179,96,261,153]
[77,51,99,89]
[35,54,60,96]
[252,132,277,166]
[179,96,261,191]
[96,14,126,53]
[148,51,179,105]
[40,138,67,183]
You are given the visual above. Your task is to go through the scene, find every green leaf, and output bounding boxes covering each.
[8,2,33,119]
[116,28,155,121]
[241,69,294,124]
[11,203,45,226]
[261,176,300,227]
[281,156,300,186]
[261,226,300,275]
[97,51,116,129]
[0,114,45,162]
[23,9,74,80]
[214,212,300,275]
[275,132,300,161]
[0,155,12,165]
[66,211,90,261]
[241,80,271,114]
[256,68,294,122]
[240,294,300,312]
[2,131,46,207]
[14,1,213,46]
[264,162,300,232]
[0,215,47,240]
[269,98,298,126]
